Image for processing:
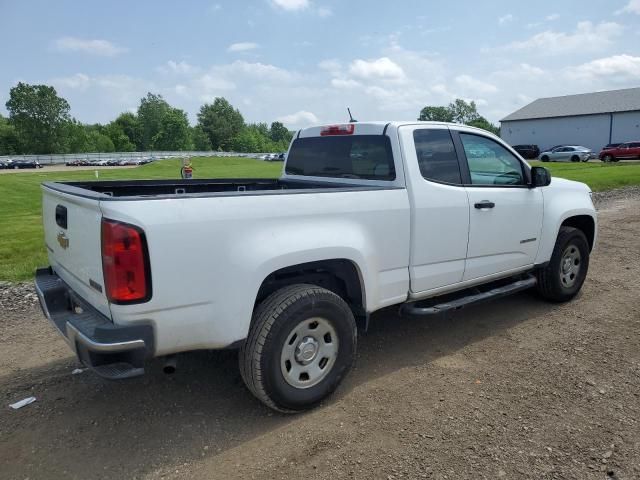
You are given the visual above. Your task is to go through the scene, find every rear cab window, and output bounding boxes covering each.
[413,129,462,185]
[285,135,396,181]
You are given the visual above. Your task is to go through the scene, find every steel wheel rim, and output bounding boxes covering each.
[280,317,338,389]
[560,244,582,288]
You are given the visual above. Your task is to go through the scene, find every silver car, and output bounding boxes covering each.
[540,145,591,163]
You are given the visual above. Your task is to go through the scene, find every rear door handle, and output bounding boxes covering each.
[474,201,495,209]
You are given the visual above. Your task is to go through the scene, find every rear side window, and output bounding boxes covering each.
[413,129,462,185]
[285,135,395,180]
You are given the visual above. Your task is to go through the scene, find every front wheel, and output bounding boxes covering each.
[536,226,590,302]
[571,155,580,162]
[541,155,549,162]
[240,284,357,412]
[602,154,613,162]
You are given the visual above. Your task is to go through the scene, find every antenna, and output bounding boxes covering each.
[347,107,357,123]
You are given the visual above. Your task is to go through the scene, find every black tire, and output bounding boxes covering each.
[571,155,580,162]
[536,226,590,302]
[602,154,613,163]
[240,284,357,413]
[541,155,549,162]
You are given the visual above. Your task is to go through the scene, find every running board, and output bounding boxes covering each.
[401,275,537,316]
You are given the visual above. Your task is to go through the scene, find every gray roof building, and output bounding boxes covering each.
[501,87,640,122]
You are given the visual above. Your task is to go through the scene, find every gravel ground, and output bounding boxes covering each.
[0,187,639,480]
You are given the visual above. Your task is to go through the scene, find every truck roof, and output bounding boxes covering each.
[297,121,496,138]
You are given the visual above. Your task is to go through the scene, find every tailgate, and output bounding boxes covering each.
[42,185,111,319]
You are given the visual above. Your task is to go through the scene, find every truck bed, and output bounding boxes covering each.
[44,178,392,199]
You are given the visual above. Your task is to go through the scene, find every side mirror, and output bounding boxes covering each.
[530,166,551,187]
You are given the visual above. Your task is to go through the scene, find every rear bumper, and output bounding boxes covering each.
[35,267,154,379]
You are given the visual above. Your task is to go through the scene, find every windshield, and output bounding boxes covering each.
[285,135,396,181]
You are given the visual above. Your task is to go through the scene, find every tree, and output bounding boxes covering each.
[467,116,500,136]
[191,125,212,150]
[448,98,480,124]
[85,130,115,153]
[104,122,136,151]
[269,121,291,143]
[5,82,71,153]
[197,97,245,150]
[114,112,142,150]
[418,106,454,122]
[151,108,192,150]
[0,114,19,154]
[137,93,171,150]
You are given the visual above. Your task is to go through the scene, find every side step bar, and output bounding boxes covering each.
[401,275,537,316]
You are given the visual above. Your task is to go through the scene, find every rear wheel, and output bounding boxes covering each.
[536,226,590,302]
[240,284,357,412]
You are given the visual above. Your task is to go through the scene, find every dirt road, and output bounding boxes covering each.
[1,194,639,480]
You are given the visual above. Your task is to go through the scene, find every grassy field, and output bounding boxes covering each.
[530,160,640,191]
[0,157,639,282]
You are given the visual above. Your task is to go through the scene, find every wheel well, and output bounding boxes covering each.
[561,215,595,250]
[256,259,365,317]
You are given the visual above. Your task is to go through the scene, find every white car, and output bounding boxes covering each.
[36,121,597,412]
[540,145,591,162]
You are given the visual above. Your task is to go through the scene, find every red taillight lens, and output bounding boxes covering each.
[101,219,151,303]
[320,124,355,136]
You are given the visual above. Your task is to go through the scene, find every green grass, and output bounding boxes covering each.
[0,157,281,282]
[1,157,639,282]
[530,160,640,192]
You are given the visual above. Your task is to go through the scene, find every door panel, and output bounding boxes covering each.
[399,126,470,293]
[464,188,543,279]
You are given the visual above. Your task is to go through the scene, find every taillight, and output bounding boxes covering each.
[320,124,355,136]
[101,219,151,304]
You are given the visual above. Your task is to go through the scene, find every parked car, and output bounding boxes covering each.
[35,121,596,412]
[599,141,640,162]
[265,153,286,162]
[0,160,11,169]
[511,144,540,159]
[9,160,43,169]
[539,146,591,162]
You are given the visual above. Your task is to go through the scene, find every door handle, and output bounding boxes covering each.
[474,201,495,209]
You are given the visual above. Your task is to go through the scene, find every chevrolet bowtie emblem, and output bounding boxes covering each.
[57,231,69,249]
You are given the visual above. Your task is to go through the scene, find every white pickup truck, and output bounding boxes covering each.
[36,121,597,412]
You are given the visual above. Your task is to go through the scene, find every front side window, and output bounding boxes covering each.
[413,129,462,184]
[460,133,525,186]
[285,135,395,180]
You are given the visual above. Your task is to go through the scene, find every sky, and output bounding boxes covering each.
[1,0,639,128]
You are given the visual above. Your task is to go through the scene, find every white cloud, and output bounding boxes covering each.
[498,14,514,25]
[51,73,91,91]
[53,37,127,56]
[228,42,259,52]
[616,0,640,14]
[317,6,332,17]
[573,54,640,80]
[277,110,318,126]
[160,60,197,75]
[502,21,623,55]
[271,0,309,11]
[331,78,361,89]
[455,75,498,94]
[546,13,560,20]
[349,57,405,80]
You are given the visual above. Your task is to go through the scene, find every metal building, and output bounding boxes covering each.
[500,87,640,152]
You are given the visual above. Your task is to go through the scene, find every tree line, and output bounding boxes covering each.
[0,82,501,156]
[0,83,293,155]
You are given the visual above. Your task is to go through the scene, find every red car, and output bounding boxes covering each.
[599,141,640,162]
